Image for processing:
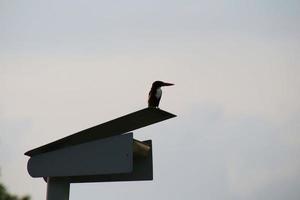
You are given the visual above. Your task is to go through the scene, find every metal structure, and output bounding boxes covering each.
[25,107,176,200]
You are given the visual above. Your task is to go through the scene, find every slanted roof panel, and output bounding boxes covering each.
[25,108,176,156]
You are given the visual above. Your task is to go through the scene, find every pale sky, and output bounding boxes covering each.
[1,1,300,200]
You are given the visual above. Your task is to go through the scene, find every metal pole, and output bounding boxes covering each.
[46,177,70,200]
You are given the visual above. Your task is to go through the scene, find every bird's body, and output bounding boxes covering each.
[148,87,162,108]
[148,81,174,108]
[155,88,162,99]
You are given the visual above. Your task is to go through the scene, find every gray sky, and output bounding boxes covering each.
[1,0,300,199]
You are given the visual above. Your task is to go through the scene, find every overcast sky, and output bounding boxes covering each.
[1,0,300,200]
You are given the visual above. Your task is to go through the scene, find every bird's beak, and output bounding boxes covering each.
[162,82,174,86]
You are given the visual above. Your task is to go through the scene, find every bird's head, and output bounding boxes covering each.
[152,81,174,88]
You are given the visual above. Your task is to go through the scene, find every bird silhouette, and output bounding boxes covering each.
[148,81,174,108]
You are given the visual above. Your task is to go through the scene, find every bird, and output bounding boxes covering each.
[148,81,174,108]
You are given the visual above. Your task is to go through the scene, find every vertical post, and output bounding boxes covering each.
[46,177,70,200]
